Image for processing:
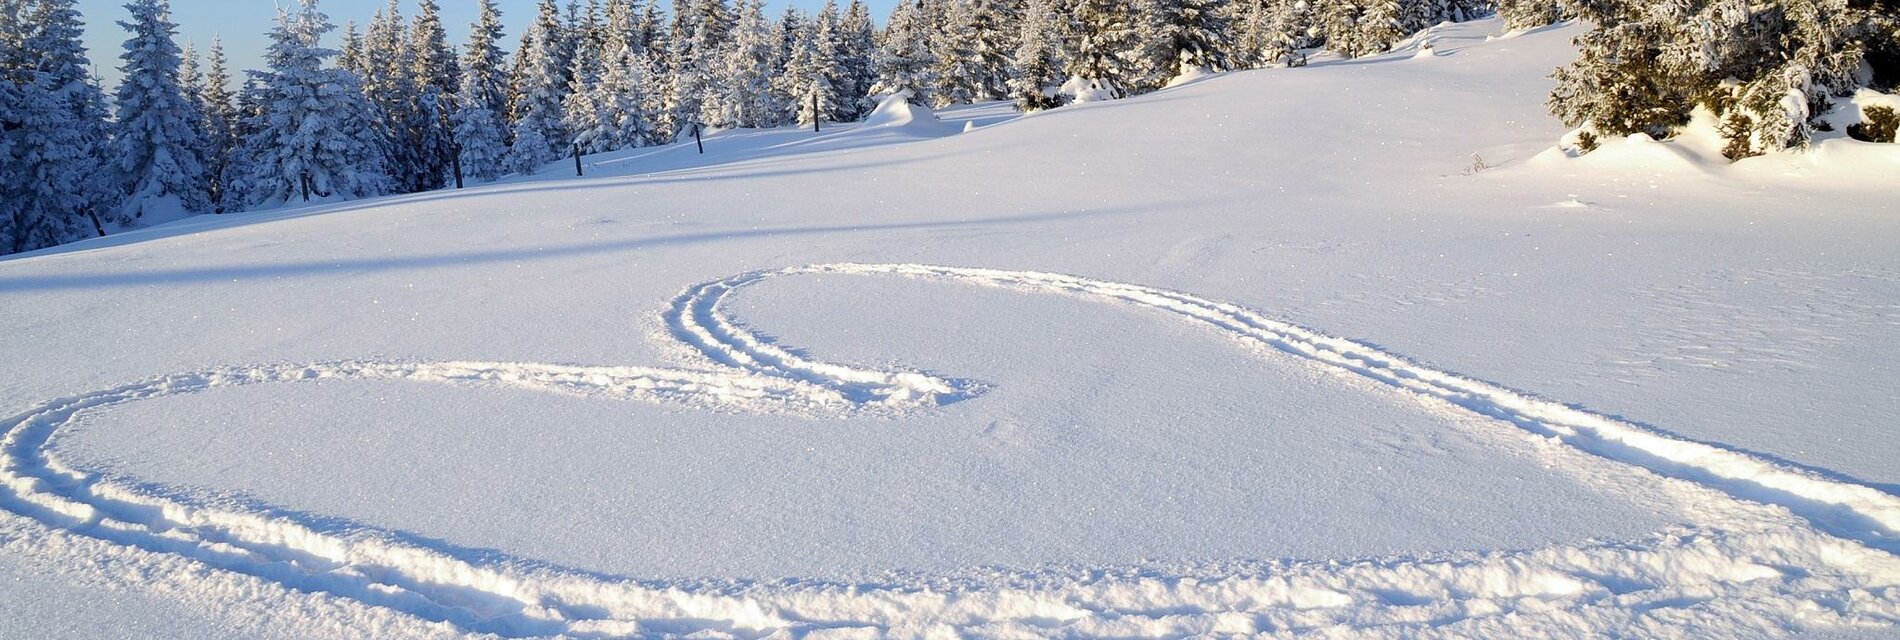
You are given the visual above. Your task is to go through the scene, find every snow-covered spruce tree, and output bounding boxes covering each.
[1693,0,1867,158]
[589,0,662,148]
[1062,0,1141,102]
[1147,0,1235,84]
[454,0,510,181]
[564,0,609,152]
[0,73,103,251]
[507,0,573,174]
[231,76,265,145]
[1322,0,1392,58]
[0,0,117,249]
[663,0,734,136]
[1549,0,1879,158]
[1362,0,1408,52]
[1438,0,1491,23]
[1232,0,1270,68]
[601,0,637,57]
[776,4,804,80]
[197,38,238,209]
[559,0,588,82]
[408,0,457,190]
[113,0,210,219]
[932,0,984,106]
[1398,0,1435,35]
[178,40,206,141]
[1010,0,1068,110]
[1496,0,1562,31]
[964,0,1021,101]
[872,0,941,105]
[227,0,389,209]
[1263,0,1317,66]
[362,1,440,194]
[596,47,662,148]
[339,20,365,76]
[808,0,850,120]
[712,0,782,128]
[635,0,667,56]
[780,4,842,126]
[837,0,881,118]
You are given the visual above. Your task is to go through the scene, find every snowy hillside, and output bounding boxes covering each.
[3,18,1900,639]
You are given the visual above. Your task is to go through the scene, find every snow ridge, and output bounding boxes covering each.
[3,264,1898,637]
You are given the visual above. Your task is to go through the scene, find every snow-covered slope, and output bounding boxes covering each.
[2,19,1898,638]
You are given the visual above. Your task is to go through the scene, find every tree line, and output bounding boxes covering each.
[2,0,1895,255]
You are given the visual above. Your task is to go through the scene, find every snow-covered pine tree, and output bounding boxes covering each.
[113,0,211,220]
[177,39,211,179]
[339,20,365,76]
[560,0,588,81]
[507,0,573,173]
[1321,0,1387,58]
[589,0,662,148]
[776,4,804,78]
[837,0,880,118]
[1009,0,1068,110]
[602,0,636,56]
[597,46,661,148]
[564,0,609,152]
[636,0,667,55]
[662,0,734,136]
[806,0,849,120]
[0,72,102,251]
[1232,0,1270,68]
[200,37,239,209]
[227,0,390,209]
[1360,0,1407,52]
[178,39,206,132]
[0,0,117,249]
[964,0,1020,101]
[1062,0,1141,101]
[1129,0,1174,90]
[1549,0,1879,158]
[362,1,433,193]
[231,76,265,145]
[1437,0,1488,23]
[780,3,841,126]
[455,0,510,181]
[1398,0,1434,35]
[1496,0,1561,31]
[711,0,782,128]
[408,0,457,190]
[1148,0,1235,84]
[872,0,941,104]
[932,0,984,106]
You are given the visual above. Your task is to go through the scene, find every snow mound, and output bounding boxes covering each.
[1164,66,1216,88]
[862,91,951,134]
[1529,102,1900,185]
[1531,131,1711,174]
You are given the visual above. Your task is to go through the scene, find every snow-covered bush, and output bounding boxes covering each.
[1549,0,1885,159]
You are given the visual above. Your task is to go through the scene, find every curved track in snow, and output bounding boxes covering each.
[3,264,1898,637]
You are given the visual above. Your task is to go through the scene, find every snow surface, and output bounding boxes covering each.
[3,18,1900,639]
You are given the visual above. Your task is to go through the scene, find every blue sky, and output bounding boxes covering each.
[76,0,898,89]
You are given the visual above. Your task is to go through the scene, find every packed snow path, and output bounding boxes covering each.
[4,264,1898,637]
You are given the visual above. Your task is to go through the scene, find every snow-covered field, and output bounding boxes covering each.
[3,19,1899,638]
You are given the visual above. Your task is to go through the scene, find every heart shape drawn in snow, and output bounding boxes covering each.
[3,263,1898,637]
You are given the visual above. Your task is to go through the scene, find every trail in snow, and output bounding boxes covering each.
[3,264,1898,637]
